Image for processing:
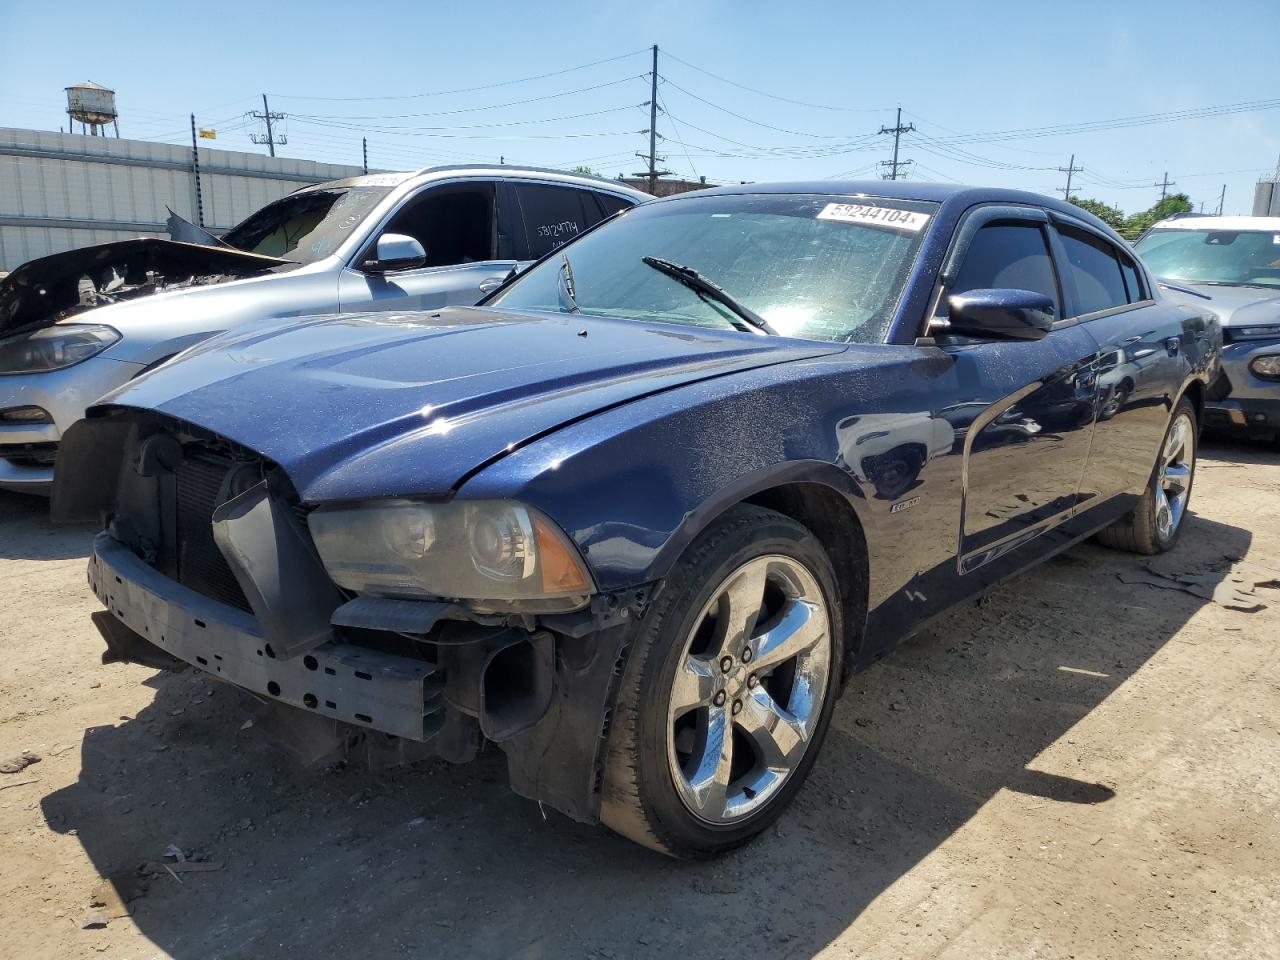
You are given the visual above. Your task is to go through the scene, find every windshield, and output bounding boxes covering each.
[1134,227,1280,288]
[489,193,937,343]
[222,186,394,264]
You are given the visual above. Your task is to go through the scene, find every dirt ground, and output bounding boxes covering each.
[1,438,1277,960]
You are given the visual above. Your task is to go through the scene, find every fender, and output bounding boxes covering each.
[641,458,874,585]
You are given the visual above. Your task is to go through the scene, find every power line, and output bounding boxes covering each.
[290,103,643,135]
[268,49,650,102]
[658,77,847,139]
[656,87,699,181]
[660,49,890,113]
[912,161,964,184]
[930,98,1280,147]
[1154,170,1177,202]
[291,75,647,122]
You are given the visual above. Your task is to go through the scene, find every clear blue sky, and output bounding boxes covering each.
[2,0,1277,215]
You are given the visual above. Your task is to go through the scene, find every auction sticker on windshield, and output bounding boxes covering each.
[817,202,930,233]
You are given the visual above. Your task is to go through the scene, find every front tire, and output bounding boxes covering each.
[600,505,844,858]
[1095,397,1197,555]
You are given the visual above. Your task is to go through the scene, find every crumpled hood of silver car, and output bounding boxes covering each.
[0,238,291,337]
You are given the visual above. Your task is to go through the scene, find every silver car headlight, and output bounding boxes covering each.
[308,499,595,612]
[0,324,121,374]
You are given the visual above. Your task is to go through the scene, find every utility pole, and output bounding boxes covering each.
[648,44,658,192]
[631,44,669,194]
[878,107,915,180]
[362,137,368,175]
[1154,170,1176,203]
[1056,153,1084,201]
[249,94,287,157]
[1217,184,1226,216]
[189,113,204,227]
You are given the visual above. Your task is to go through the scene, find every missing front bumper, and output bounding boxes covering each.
[89,533,444,742]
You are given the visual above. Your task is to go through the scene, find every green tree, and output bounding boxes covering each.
[1068,197,1125,230]
[570,165,599,177]
[1120,193,1193,241]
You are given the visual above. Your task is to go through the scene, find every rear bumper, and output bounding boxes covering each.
[88,533,445,741]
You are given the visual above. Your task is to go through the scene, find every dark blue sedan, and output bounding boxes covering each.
[54,181,1219,857]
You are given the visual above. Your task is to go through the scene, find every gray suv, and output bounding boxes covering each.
[0,166,647,491]
[1134,215,1280,442]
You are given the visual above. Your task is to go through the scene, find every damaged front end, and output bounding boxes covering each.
[0,238,290,338]
[55,408,647,823]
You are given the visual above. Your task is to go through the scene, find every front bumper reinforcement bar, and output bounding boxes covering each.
[89,533,443,742]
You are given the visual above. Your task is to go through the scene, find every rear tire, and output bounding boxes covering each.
[600,505,844,858]
[1095,397,1197,555]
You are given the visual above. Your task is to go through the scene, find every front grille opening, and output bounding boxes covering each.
[0,441,59,467]
[174,452,255,612]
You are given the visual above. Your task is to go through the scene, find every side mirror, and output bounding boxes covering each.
[941,288,1055,341]
[363,233,426,273]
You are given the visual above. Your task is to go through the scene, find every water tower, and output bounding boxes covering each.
[65,81,119,137]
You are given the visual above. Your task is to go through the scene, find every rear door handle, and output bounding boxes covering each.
[479,276,506,294]
[1165,337,1180,355]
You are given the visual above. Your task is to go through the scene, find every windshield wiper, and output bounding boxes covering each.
[557,253,581,314]
[641,256,776,335]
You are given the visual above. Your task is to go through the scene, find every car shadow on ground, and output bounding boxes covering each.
[39,490,1256,960]
[0,490,96,561]
[1200,434,1280,466]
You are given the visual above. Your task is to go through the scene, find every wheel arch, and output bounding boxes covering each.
[643,462,873,674]
[1180,377,1205,425]
[741,482,870,676]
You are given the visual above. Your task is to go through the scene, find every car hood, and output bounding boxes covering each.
[1161,280,1280,327]
[99,307,845,501]
[0,238,291,338]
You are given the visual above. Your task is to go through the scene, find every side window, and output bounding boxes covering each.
[1056,225,1130,316]
[950,222,1060,314]
[382,182,495,268]
[593,193,634,218]
[1119,253,1146,303]
[513,184,597,258]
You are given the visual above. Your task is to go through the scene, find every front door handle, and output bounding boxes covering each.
[478,276,506,294]
[1165,337,1180,356]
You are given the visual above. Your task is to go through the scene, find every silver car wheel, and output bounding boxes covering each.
[1155,411,1194,540]
[666,554,831,825]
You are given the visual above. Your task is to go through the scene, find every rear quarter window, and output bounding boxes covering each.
[513,184,601,258]
[1057,226,1130,315]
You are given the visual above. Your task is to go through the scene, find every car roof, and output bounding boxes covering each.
[648,180,1121,239]
[296,166,649,201]
[1148,214,1280,232]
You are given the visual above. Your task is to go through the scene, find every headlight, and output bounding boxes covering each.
[0,324,121,374]
[1229,323,1280,342]
[1249,354,1280,380]
[308,499,594,612]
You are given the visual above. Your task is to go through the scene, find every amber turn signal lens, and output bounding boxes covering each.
[533,514,590,594]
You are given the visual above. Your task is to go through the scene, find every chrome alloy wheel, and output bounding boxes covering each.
[666,555,832,824]
[1156,411,1195,541]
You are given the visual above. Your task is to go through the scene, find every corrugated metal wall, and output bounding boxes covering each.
[0,127,375,270]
